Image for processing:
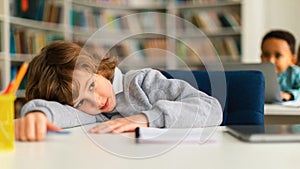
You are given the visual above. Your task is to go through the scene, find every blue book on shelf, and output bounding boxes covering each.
[35,0,45,21]
[70,9,76,26]
[10,32,16,53]
[10,66,18,81]
[78,11,86,27]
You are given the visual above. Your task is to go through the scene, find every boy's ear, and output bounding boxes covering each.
[260,54,264,62]
[291,54,297,64]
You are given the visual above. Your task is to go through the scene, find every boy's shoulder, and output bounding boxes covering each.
[291,65,300,72]
[123,68,165,84]
[289,65,300,79]
[124,68,161,77]
[126,68,158,73]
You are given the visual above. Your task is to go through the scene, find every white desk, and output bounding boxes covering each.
[1,125,300,169]
[264,104,300,124]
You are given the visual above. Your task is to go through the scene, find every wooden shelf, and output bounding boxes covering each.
[10,54,35,63]
[10,17,65,33]
[72,0,167,10]
[176,1,241,9]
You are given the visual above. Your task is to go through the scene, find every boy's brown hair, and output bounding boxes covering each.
[25,40,118,106]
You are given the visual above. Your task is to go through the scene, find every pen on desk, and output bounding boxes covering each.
[8,62,29,94]
[4,62,29,94]
[1,82,12,94]
[135,127,140,143]
[47,130,71,135]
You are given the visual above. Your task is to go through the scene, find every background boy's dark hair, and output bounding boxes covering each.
[261,30,296,54]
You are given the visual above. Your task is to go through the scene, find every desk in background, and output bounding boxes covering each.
[1,126,300,169]
[264,104,300,124]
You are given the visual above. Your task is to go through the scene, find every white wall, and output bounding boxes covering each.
[242,0,265,62]
[264,0,300,38]
[242,0,300,62]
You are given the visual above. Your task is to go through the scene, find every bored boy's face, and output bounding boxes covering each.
[72,69,116,115]
[261,38,295,74]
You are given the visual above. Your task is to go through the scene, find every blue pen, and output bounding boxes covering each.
[47,130,71,135]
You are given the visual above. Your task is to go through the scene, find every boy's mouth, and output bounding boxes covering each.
[100,99,109,110]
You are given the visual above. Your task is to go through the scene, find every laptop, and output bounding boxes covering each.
[221,62,282,103]
[226,125,300,142]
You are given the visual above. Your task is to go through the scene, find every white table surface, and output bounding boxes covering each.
[1,125,300,169]
[264,104,300,124]
[265,104,300,115]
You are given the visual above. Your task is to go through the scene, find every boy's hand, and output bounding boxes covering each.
[89,114,149,134]
[15,112,61,141]
[281,91,293,101]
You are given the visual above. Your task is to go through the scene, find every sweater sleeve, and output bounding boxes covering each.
[287,88,300,100]
[122,69,223,128]
[20,99,97,128]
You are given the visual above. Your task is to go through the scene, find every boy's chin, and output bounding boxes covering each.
[85,108,101,115]
[84,105,115,115]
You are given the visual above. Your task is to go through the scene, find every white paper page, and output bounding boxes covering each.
[136,127,217,144]
[279,100,300,107]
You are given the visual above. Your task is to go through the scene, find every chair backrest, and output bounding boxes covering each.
[161,70,265,125]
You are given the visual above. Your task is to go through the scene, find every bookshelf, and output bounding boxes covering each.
[175,0,242,65]
[0,0,243,95]
[0,0,66,96]
[68,0,242,71]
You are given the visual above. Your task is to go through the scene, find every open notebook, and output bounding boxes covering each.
[135,127,217,144]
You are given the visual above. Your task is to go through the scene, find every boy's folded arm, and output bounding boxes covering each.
[141,92,223,128]
[121,68,223,128]
[21,99,97,128]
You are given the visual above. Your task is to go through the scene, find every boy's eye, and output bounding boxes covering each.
[262,53,270,58]
[89,82,95,91]
[275,53,282,59]
[75,100,85,108]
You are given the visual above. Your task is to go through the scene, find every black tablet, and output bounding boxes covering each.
[226,124,300,142]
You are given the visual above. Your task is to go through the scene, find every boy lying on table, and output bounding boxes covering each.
[15,41,222,141]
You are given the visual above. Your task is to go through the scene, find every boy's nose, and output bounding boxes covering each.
[94,94,105,108]
[85,92,103,108]
[268,56,276,64]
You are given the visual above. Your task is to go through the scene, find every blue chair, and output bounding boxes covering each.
[161,70,265,125]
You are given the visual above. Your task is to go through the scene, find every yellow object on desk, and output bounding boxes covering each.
[0,94,16,152]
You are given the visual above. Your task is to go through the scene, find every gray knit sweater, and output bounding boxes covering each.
[21,68,222,128]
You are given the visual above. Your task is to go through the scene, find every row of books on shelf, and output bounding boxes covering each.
[73,0,238,6]
[8,25,239,63]
[71,8,166,32]
[75,37,240,65]
[73,0,168,6]
[181,9,240,33]
[10,27,64,54]
[71,8,239,34]
[10,0,240,34]
[11,0,63,24]
[177,37,240,63]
